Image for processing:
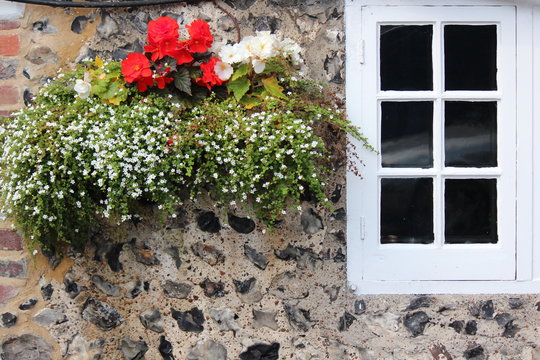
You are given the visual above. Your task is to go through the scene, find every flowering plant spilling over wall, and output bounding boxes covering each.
[0,17,370,252]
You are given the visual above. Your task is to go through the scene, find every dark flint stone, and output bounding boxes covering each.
[244,244,268,269]
[1,334,53,360]
[1,312,17,328]
[464,344,485,360]
[228,213,256,234]
[160,12,184,22]
[94,241,124,272]
[22,68,30,79]
[239,343,280,360]
[191,241,225,265]
[324,50,345,84]
[233,277,256,294]
[405,296,432,311]
[132,12,150,33]
[465,320,477,335]
[171,307,204,333]
[495,313,512,326]
[332,229,346,243]
[162,280,193,299]
[403,311,430,337]
[158,336,174,360]
[144,281,150,291]
[199,279,226,298]
[112,40,144,61]
[324,285,340,302]
[197,211,221,233]
[536,301,540,311]
[41,284,53,301]
[41,248,60,270]
[130,238,160,266]
[164,246,182,268]
[64,274,84,299]
[81,298,122,331]
[449,320,464,333]
[91,275,120,297]
[129,280,143,298]
[19,298,37,310]
[166,208,188,229]
[333,248,346,262]
[338,311,357,331]
[23,89,35,107]
[32,20,45,31]
[502,320,519,338]
[331,184,342,203]
[224,0,256,10]
[299,184,316,203]
[354,299,366,315]
[284,303,312,332]
[508,297,523,309]
[301,208,323,234]
[71,16,88,34]
[139,309,164,333]
[274,244,298,261]
[252,15,281,33]
[330,208,346,221]
[480,300,495,319]
[120,338,148,360]
[32,19,56,33]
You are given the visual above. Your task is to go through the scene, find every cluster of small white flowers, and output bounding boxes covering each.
[215,32,303,78]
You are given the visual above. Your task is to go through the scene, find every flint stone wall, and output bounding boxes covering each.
[0,1,539,359]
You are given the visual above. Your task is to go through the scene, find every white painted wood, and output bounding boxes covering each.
[532,6,540,281]
[347,5,518,286]
[0,1,25,20]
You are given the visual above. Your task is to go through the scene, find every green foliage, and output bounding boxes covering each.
[0,61,371,253]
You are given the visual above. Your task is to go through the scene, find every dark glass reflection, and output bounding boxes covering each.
[445,101,497,167]
[381,178,434,244]
[380,25,433,91]
[445,179,498,244]
[444,25,497,90]
[382,101,433,168]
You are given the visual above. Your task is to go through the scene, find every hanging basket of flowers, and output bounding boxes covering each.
[0,16,371,252]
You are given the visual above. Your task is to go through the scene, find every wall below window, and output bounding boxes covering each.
[0,1,539,359]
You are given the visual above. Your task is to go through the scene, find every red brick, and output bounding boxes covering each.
[0,85,19,105]
[0,110,13,118]
[0,230,22,250]
[0,260,26,278]
[0,20,20,30]
[0,34,20,56]
[0,285,18,303]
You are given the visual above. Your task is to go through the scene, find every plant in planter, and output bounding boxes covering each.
[0,16,371,253]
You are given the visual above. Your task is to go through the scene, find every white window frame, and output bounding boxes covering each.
[346,0,539,294]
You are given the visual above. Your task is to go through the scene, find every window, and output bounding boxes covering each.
[346,2,539,293]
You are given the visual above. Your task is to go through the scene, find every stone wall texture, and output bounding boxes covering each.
[0,1,539,359]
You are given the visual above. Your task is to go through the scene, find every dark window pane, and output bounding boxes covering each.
[445,101,497,167]
[382,101,433,168]
[381,178,434,244]
[445,179,498,244]
[380,25,433,91]
[444,25,497,90]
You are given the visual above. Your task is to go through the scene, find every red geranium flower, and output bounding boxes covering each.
[147,16,179,45]
[121,52,152,83]
[186,19,213,53]
[196,57,223,90]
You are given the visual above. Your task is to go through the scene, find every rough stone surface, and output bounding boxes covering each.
[25,46,59,65]
[162,280,193,299]
[171,307,205,333]
[208,307,240,333]
[1,312,17,328]
[1,334,53,360]
[229,213,256,234]
[244,244,269,269]
[91,274,121,296]
[187,339,227,360]
[81,298,122,331]
[120,338,148,360]
[403,311,430,337]
[139,308,164,333]
[34,307,68,326]
[19,297,37,310]
[240,343,280,360]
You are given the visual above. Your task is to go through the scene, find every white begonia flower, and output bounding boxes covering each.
[219,43,248,64]
[250,31,279,60]
[209,39,227,55]
[74,78,92,99]
[214,61,234,81]
[279,38,303,65]
[74,72,92,99]
[252,58,266,74]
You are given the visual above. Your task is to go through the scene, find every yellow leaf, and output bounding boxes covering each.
[94,57,104,68]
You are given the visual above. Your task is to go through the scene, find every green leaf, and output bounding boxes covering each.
[174,68,192,96]
[232,63,250,81]
[239,95,262,109]
[262,76,287,99]
[227,76,250,101]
